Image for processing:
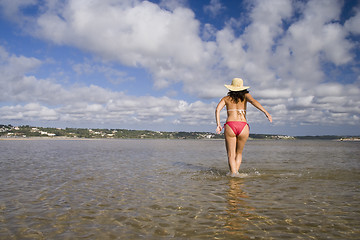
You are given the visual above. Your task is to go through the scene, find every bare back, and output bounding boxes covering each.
[223,95,248,122]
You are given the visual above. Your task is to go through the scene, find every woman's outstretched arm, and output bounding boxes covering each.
[246,93,272,122]
[215,98,226,134]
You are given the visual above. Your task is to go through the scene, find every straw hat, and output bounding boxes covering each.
[224,78,250,91]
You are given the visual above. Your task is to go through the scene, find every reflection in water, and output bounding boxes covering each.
[222,178,252,238]
[223,178,276,239]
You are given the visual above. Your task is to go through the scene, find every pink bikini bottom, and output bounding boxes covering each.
[224,121,249,136]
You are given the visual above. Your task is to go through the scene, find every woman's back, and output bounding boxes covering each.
[223,95,247,122]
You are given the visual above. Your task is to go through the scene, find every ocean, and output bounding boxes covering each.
[0,139,359,239]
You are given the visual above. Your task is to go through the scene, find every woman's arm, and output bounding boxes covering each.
[246,93,272,122]
[215,98,226,134]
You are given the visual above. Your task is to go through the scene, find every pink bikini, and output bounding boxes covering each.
[224,109,249,136]
[224,121,249,136]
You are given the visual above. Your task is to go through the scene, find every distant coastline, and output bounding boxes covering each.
[1,124,359,141]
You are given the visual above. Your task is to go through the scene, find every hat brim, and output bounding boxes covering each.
[224,85,250,91]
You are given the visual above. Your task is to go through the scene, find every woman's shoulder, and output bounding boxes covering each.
[222,95,231,101]
[245,93,255,103]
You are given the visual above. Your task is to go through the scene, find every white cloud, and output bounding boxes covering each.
[0,0,359,131]
[159,0,187,11]
[0,103,59,121]
[345,6,360,35]
[72,61,134,85]
[204,0,226,17]
[28,0,222,97]
[0,0,37,23]
[0,46,218,127]
[274,0,354,85]
[255,88,292,100]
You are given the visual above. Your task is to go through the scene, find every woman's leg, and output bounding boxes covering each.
[235,125,249,171]
[224,124,238,174]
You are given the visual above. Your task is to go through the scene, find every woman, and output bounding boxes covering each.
[215,78,272,177]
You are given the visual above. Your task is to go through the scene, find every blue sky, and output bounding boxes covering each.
[0,0,359,136]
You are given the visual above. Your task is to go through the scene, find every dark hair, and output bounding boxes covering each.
[228,90,249,103]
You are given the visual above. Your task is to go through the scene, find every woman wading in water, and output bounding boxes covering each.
[215,78,272,177]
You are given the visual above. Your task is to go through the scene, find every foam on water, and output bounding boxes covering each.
[226,172,249,178]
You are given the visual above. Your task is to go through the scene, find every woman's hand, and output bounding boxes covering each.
[216,125,223,134]
[266,113,273,123]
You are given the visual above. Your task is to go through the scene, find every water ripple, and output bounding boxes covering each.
[1,139,359,239]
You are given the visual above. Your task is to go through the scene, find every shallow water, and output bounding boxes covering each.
[1,139,359,239]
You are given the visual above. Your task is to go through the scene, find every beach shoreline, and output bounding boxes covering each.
[0,136,97,141]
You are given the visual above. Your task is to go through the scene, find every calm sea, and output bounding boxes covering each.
[0,139,359,239]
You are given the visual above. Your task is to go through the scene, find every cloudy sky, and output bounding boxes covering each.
[0,0,359,136]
